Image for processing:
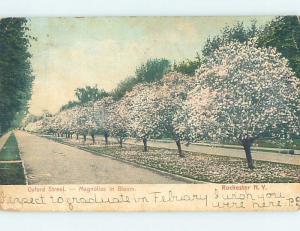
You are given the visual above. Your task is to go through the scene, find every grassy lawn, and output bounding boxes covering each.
[0,133,26,185]
[255,138,300,150]
[0,163,26,185]
[85,145,300,183]
[0,133,21,161]
[46,136,300,183]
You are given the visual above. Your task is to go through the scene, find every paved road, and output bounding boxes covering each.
[14,131,186,184]
[125,139,300,166]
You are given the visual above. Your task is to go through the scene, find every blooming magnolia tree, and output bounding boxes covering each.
[49,106,88,141]
[188,41,300,169]
[25,116,53,134]
[155,72,196,157]
[125,83,162,151]
[173,86,218,143]
[105,98,130,147]
[93,97,114,145]
[74,106,94,143]
[67,107,81,139]
[59,109,74,138]
[25,120,44,133]
[84,103,101,144]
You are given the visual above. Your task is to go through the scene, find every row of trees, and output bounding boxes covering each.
[25,40,300,169]
[0,18,35,135]
[0,16,298,140]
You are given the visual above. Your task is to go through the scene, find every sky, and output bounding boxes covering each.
[28,16,273,115]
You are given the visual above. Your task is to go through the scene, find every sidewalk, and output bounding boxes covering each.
[130,138,300,154]
[0,131,11,151]
[125,138,300,166]
[52,134,300,166]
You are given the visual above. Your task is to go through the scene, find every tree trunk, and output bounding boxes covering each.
[142,137,148,152]
[104,134,108,145]
[119,138,123,148]
[242,138,254,170]
[91,133,95,144]
[76,133,79,140]
[175,139,184,157]
[83,134,86,142]
[70,133,73,139]
[104,131,109,145]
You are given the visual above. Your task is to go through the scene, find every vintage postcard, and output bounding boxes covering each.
[0,16,299,211]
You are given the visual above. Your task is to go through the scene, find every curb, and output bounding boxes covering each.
[21,159,29,185]
[13,131,29,185]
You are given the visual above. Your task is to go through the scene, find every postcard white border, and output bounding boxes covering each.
[0,0,300,230]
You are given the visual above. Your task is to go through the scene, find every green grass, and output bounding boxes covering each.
[255,139,300,150]
[0,133,26,185]
[0,163,26,185]
[0,133,21,161]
